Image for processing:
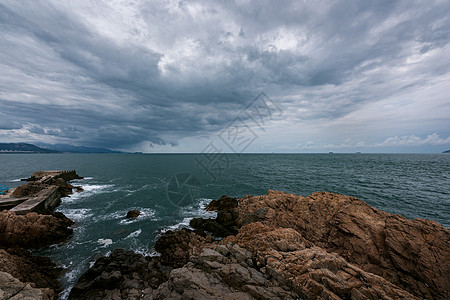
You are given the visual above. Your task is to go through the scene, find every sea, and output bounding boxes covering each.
[0,153,449,299]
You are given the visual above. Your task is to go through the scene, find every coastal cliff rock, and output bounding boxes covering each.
[71,191,450,299]
[0,211,73,249]
[0,170,82,299]
[190,195,239,237]
[233,190,450,299]
[69,249,168,300]
[0,248,61,297]
[0,271,53,300]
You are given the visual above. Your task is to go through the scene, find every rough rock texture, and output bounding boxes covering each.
[126,210,141,219]
[233,190,450,299]
[69,249,169,300]
[0,170,82,299]
[154,228,211,268]
[71,191,450,299]
[0,211,73,249]
[0,248,61,296]
[0,271,54,300]
[225,222,418,299]
[190,195,239,237]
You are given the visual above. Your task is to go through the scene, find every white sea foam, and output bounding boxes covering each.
[125,229,142,239]
[60,208,93,221]
[9,178,22,182]
[118,208,158,224]
[63,184,115,203]
[92,207,158,224]
[159,198,217,234]
[97,238,113,248]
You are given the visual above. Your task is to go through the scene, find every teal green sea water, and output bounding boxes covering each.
[1,153,449,299]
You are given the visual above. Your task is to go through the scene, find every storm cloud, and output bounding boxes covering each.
[1,0,449,152]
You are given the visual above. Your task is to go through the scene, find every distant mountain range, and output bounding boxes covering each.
[0,142,59,153]
[0,142,123,153]
[443,150,450,153]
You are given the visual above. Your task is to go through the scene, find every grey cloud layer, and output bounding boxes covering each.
[0,0,449,150]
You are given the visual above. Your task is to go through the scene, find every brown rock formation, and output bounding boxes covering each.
[0,248,62,296]
[70,191,450,299]
[0,211,73,249]
[0,170,82,299]
[233,190,450,299]
[0,271,54,300]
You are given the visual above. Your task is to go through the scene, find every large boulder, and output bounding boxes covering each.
[0,211,73,249]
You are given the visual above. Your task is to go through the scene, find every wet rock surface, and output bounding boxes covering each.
[126,209,141,219]
[71,190,450,299]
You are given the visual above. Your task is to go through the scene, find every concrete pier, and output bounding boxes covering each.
[0,170,82,214]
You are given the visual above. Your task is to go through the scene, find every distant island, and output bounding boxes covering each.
[0,142,123,154]
[443,150,450,153]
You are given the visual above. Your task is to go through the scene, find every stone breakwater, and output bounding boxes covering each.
[70,191,450,300]
[0,171,81,299]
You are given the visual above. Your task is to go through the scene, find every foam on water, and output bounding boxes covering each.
[159,198,217,235]
[62,184,116,203]
[97,238,113,248]
[118,208,158,224]
[60,208,93,221]
[125,229,142,239]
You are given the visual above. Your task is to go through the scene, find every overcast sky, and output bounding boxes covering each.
[1,0,449,153]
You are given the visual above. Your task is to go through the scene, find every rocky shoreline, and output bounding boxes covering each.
[0,171,82,299]
[1,172,449,299]
[70,191,450,300]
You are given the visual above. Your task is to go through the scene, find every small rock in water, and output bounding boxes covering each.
[126,210,141,219]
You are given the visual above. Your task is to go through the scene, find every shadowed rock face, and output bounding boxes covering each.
[70,191,450,299]
[0,248,62,296]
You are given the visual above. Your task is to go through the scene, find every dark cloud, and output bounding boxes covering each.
[0,0,449,151]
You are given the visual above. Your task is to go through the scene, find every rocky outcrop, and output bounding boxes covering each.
[69,249,168,300]
[0,248,61,296]
[0,271,53,300]
[190,195,239,237]
[0,211,73,249]
[0,170,82,299]
[126,210,141,219]
[71,191,450,299]
[232,191,450,299]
